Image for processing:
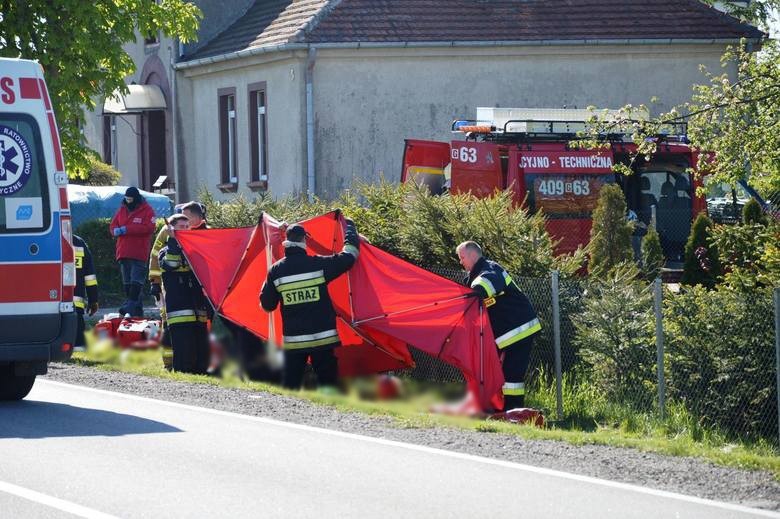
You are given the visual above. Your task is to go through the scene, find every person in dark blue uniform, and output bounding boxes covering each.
[72,235,99,352]
[457,241,541,410]
[260,217,360,390]
[159,214,210,374]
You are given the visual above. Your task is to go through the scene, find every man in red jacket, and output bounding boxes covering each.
[110,187,156,317]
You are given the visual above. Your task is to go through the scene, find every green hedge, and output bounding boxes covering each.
[75,218,166,305]
[664,285,777,440]
[201,182,583,277]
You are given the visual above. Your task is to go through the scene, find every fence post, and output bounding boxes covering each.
[654,278,665,420]
[774,287,780,448]
[552,270,563,420]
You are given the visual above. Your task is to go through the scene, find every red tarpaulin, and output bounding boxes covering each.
[175,211,504,410]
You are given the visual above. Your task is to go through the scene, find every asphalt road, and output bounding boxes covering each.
[0,380,777,519]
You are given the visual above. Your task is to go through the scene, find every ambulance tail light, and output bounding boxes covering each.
[61,217,76,307]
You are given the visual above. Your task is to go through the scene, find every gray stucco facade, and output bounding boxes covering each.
[175,41,734,201]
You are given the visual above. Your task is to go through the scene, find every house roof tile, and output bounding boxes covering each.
[184,0,763,62]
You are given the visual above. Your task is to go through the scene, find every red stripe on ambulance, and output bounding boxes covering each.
[0,264,62,303]
[47,112,64,171]
[38,78,51,109]
[19,77,41,99]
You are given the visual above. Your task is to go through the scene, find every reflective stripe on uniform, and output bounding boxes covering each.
[343,244,359,257]
[148,269,162,277]
[274,270,324,288]
[502,382,525,396]
[73,296,85,309]
[502,270,513,287]
[85,274,98,286]
[495,317,542,349]
[167,309,197,325]
[470,275,496,297]
[283,329,339,350]
[196,310,209,323]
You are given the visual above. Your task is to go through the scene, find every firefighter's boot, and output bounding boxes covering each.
[504,394,525,411]
[160,323,173,371]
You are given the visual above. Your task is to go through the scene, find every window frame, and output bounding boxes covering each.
[102,115,116,165]
[247,81,268,190]
[217,87,238,192]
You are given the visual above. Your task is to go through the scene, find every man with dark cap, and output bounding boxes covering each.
[110,186,156,317]
[259,217,360,391]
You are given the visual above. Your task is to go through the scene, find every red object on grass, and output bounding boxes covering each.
[175,211,505,411]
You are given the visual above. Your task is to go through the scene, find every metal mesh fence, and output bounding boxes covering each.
[395,264,780,444]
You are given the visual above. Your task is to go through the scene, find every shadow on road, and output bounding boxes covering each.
[0,401,182,439]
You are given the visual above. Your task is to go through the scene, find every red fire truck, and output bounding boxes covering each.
[402,108,708,265]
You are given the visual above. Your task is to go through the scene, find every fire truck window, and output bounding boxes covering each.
[704,178,750,224]
[525,173,613,219]
[641,170,692,263]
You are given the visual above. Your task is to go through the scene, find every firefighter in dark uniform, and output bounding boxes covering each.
[457,241,541,410]
[260,218,360,390]
[159,214,210,374]
[72,234,99,352]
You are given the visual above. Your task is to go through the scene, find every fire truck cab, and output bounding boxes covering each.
[402,108,706,265]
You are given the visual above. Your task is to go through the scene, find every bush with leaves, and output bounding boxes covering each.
[742,198,767,226]
[641,227,664,281]
[664,285,777,440]
[201,183,581,278]
[572,265,657,410]
[588,184,633,278]
[70,156,122,186]
[710,220,780,289]
[681,213,721,288]
[397,186,580,276]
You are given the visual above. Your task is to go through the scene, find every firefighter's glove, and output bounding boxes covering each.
[150,283,162,302]
[112,226,127,237]
[88,302,99,316]
[344,219,360,250]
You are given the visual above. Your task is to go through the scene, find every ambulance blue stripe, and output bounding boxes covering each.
[0,212,61,262]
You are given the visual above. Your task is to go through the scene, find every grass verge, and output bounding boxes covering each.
[66,349,780,480]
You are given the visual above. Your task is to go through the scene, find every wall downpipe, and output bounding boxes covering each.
[306,47,317,201]
[169,44,181,203]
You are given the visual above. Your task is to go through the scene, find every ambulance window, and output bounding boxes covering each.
[0,114,50,234]
[525,173,614,219]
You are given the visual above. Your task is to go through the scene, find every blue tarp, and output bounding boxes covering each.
[68,185,173,230]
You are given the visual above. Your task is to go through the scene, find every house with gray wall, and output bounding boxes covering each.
[83,0,763,202]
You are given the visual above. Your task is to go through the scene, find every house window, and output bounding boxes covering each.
[248,82,268,188]
[218,87,238,189]
[102,115,116,165]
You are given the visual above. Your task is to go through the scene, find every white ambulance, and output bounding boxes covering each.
[0,57,77,399]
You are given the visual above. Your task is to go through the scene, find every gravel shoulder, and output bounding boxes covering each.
[43,362,780,511]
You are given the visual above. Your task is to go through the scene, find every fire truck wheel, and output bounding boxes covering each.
[0,365,36,401]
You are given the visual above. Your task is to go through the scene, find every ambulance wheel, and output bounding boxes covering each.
[0,366,36,401]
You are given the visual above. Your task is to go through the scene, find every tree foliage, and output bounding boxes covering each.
[0,0,201,178]
[70,156,122,186]
[641,227,664,281]
[741,197,767,225]
[201,182,584,277]
[664,284,778,440]
[582,39,780,195]
[588,184,633,277]
[573,265,656,410]
[681,213,721,288]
